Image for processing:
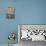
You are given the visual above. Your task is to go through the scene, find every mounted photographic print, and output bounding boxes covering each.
[6,7,15,19]
[18,24,46,46]
[18,24,46,41]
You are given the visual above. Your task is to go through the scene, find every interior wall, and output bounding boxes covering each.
[16,0,46,24]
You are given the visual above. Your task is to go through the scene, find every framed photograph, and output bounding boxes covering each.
[18,24,46,41]
[6,7,15,19]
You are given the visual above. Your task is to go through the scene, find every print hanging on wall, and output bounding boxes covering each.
[6,7,15,19]
[8,32,16,46]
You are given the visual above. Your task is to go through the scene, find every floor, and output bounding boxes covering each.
[0,40,46,46]
[0,44,18,46]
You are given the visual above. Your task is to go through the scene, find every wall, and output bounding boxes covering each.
[16,0,46,24]
[0,0,46,44]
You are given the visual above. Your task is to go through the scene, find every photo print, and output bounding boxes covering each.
[6,7,15,19]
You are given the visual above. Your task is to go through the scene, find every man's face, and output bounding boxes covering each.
[7,7,15,15]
